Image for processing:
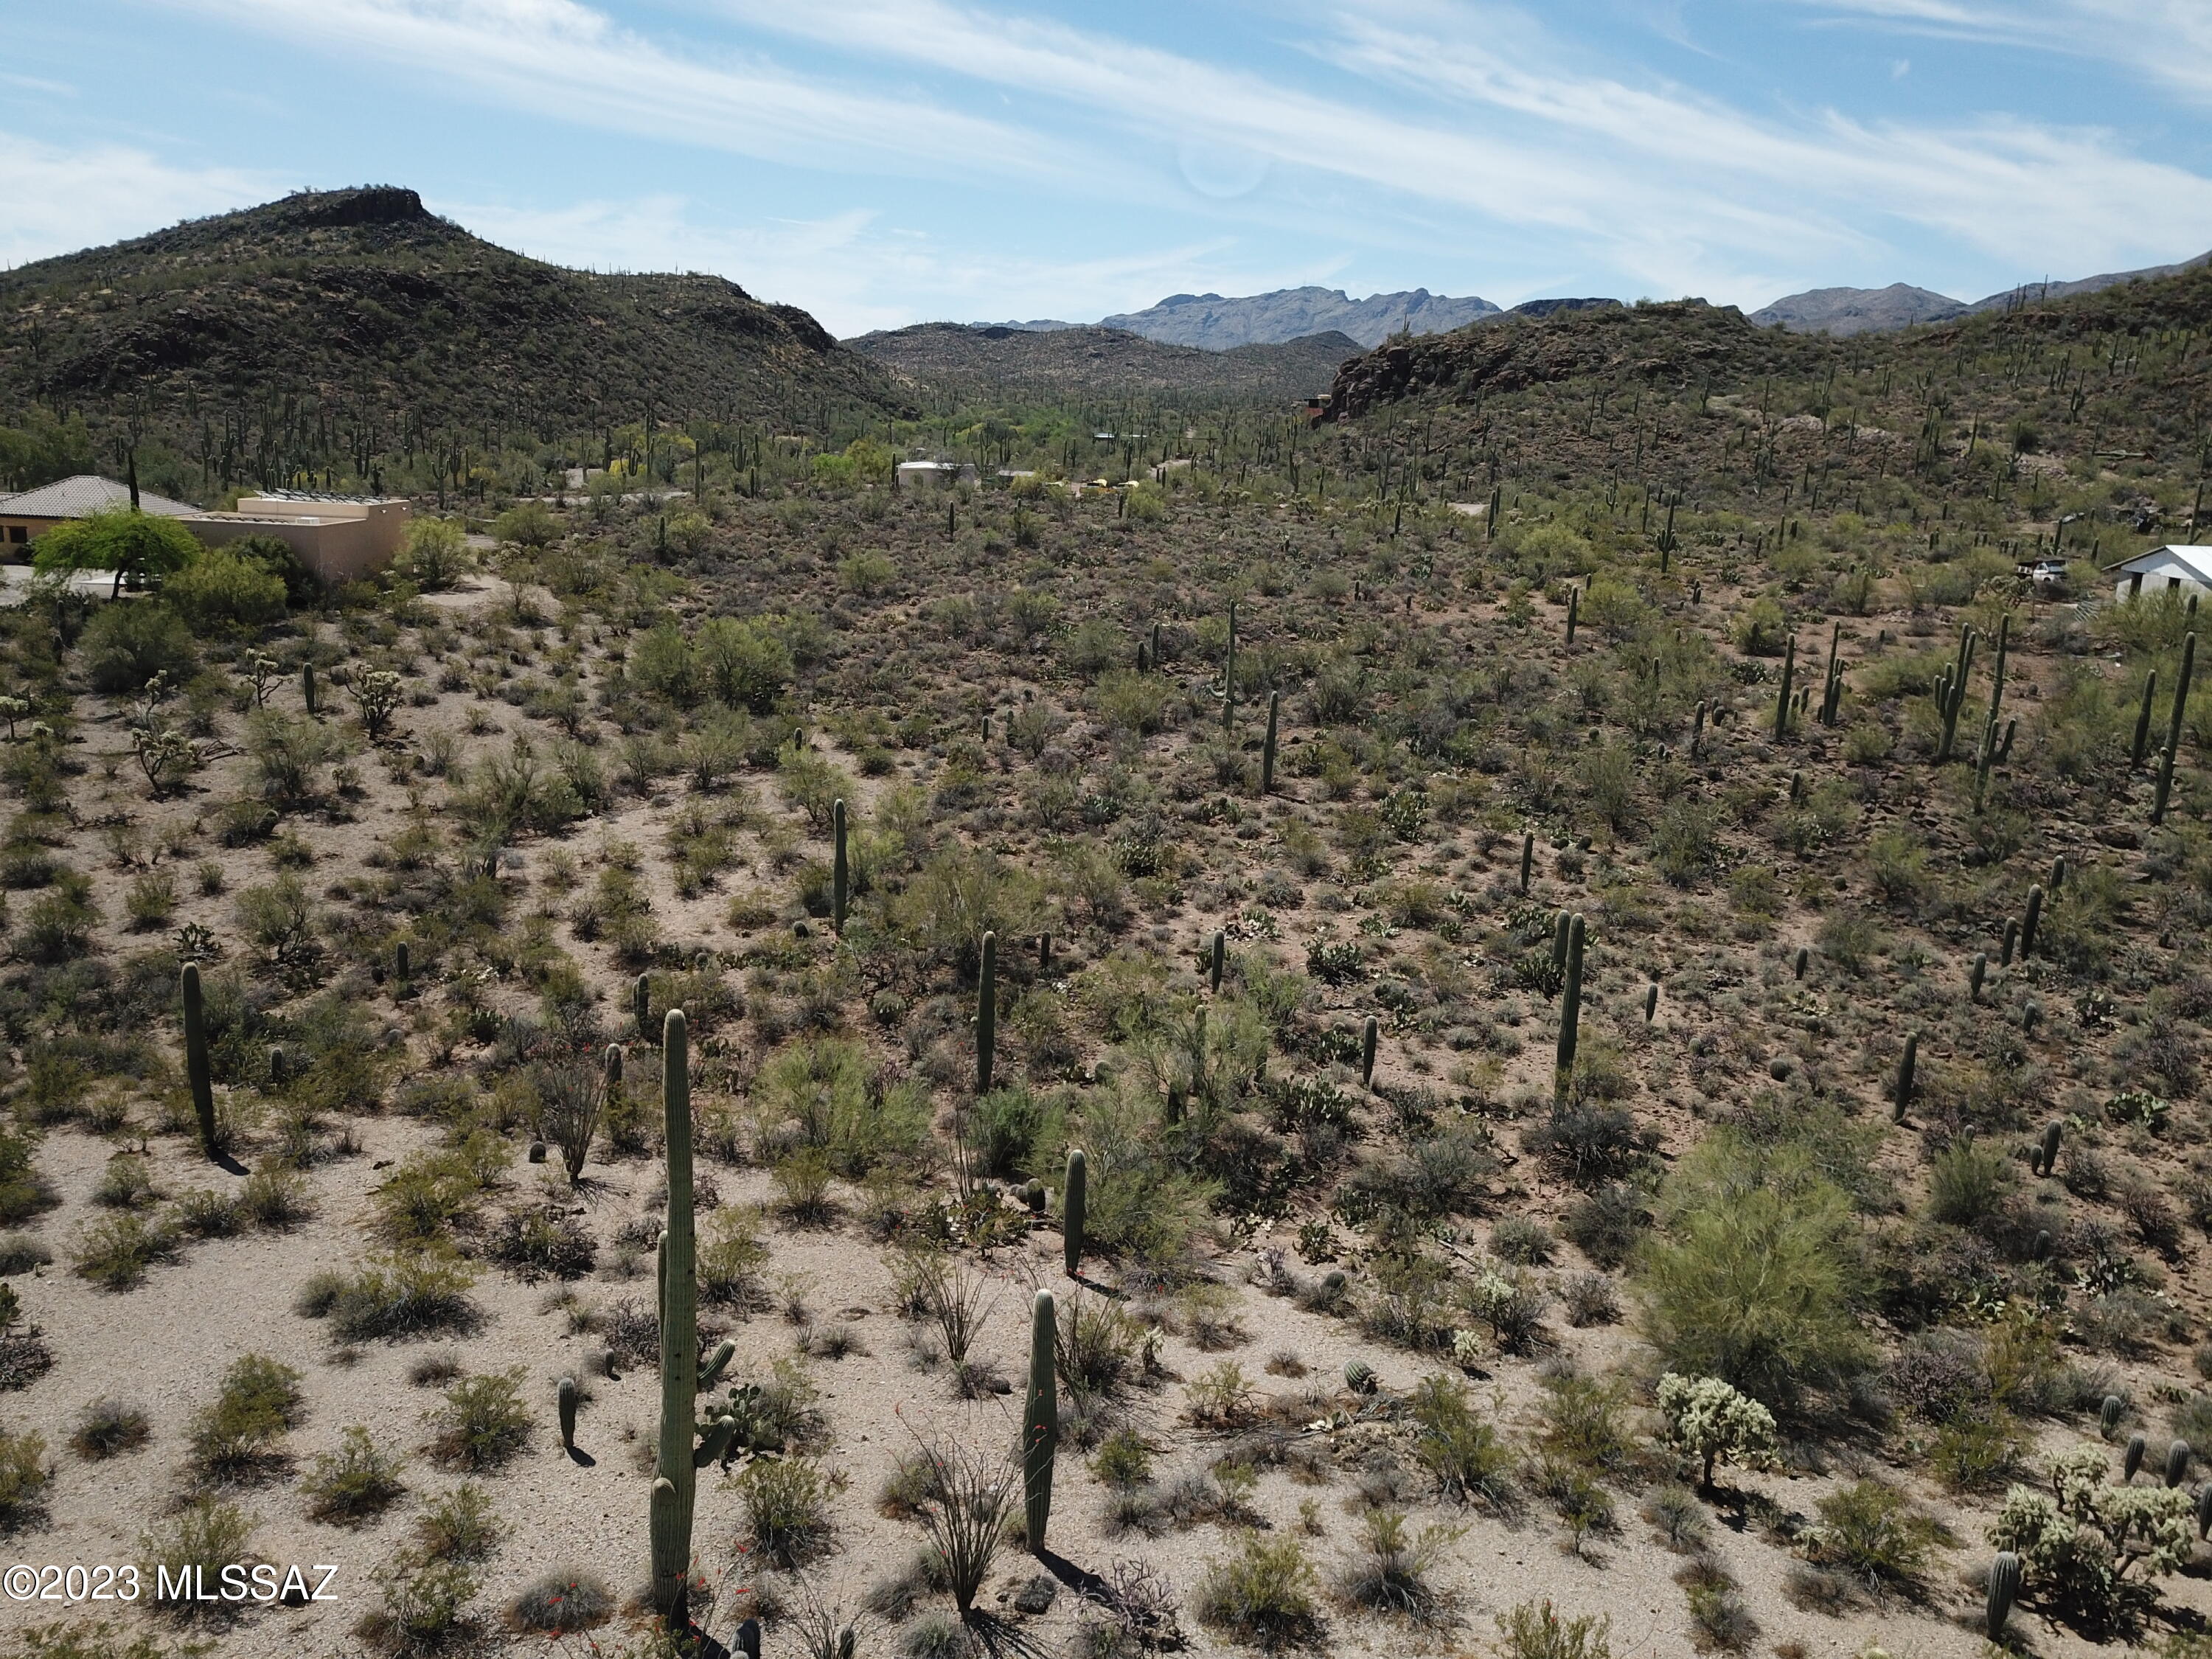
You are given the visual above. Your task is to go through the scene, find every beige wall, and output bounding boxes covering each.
[185,498,409,585]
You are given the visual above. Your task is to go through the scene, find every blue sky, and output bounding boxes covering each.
[5,1,2212,335]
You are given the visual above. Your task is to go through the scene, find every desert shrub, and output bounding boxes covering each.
[1537,1370,1632,1475]
[1409,1373,1513,1506]
[1641,1484,1709,1552]
[0,1234,52,1276]
[302,1425,407,1524]
[425,1371,531,1471]
[1561,1183,1650,1268]
[1194,1531,1321,1651]
[188,1354,304,1484]
[1562,1273,1621,1326]
[82,602,195,692]
[1926,1138,2013,1227]
[0,1130,57,1227]
[739,1456,834,1568]
[141,1497,253,1617]
[417,1481,501,1562]
[1058,1292,1143,1399]
[1799,1480,1940,1599]
[358,1559,481,1655]
[1989,1444,2196,1636]
[504,1571,613,1634]
[165,549,287,635]
[697,1206,771,1310]
[1337,1506,1459,1624]
[1495,1600,1613,1659]
[320,1251,481,1343]
[486,1206,595,1283]
[0,1427,49,1535]
[69,1399,151,1461]
[1639,1133,1868,1405]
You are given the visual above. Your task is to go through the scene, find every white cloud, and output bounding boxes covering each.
[185,0,1066,181]
[0,136,271,268]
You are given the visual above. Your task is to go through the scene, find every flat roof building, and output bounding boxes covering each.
[184,491,409,585]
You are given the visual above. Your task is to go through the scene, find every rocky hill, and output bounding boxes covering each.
[1099,286,1502,349]
[847,321,1358,404]
[1750,282,1971,336]
[0,187,908,499]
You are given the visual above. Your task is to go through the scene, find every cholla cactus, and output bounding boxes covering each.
[353,668,406,739]
[1656,1372,1778,1489]
[1989,1444,2195,1627]
[1450,1327,1484,1368]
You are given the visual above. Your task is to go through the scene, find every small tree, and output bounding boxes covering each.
[532,1060,602,1186]
[1656,1372,1777,1490]
[33,507,202,598]
[395,518,470,590]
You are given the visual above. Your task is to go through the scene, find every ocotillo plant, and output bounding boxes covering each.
[1555,913,1586,1091]
[831,798,848,934]
[2021,883,2045,959]
[2134,669,2160,765]
[181,962,217,1158]
[976,931,997,1096]
[1062,1148,1087,1278]
[1261,691,1280,794]
[1893,1032,1919,1123]
[1208,930,1225,992]
[1986,1552,2021,1641]
[1023,1290,1058,1553]
[1519,832,1534,894]
[1360,1015,1379,1089]
[1773,634,1796,740]
[650,1010,738,1624]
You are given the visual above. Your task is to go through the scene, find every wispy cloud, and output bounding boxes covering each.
[0,136,271,269]
[186,0,1064,180]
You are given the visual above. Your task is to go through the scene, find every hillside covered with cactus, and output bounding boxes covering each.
[1,234,2211,1659]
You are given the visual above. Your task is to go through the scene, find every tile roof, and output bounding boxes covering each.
[0,476,198,520]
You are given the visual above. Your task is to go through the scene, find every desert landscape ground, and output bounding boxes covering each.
[1,191,2211,1659]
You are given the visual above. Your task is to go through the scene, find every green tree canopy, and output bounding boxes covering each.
[33,508,203,598]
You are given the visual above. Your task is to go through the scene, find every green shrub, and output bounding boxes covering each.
[164,549,287,635]
[141,1497,254,1617]
[80,601,195,692]
[69,1399,151,1461]
[0,1130,57,1227]
[321,1251,481,1343]
[1639,1133,1869,1405]
[1926,1138,2013,1228]
[1495,1600,1613,1659]
[416,1481,501,1562]
[188,1354,303,1483]
[1410,1373,1513,1506]
[425,1371,530,1471]
[1194,1531,1321,1651]
[72,1213,181,1292]
[302,1425,407,1524]
[1800,1480,1941,1598]
[358,1559,481,1654]
[738,1456,833,1568]
[0,1426,49,1534]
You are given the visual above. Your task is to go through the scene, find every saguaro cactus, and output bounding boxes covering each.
[1986,1551,2021,1640]
[1893,1031,1919,1123]
[1261,691,1280,794]
[1519,831,1534,894]
[2100,1394,2124,1438]
[2124,1433,2148,1483]
[1793,946,1809,981]
[302,660,318,716]
[2166,1439,2192,1488]
[1773,634,1796,740]
[1555,913,1586,1088]
[394,940,411,987]
[2167,630,2197,763]
[181,962,217,1158]
[1643,983,1659,1022]
[1969,952,1987,1001]
[1222,599,1238,735]
[976,931,997,1096]
[2001,918,2020,966]
[1565,585,1580,644]
[1691,700,1707,758]
[558,1376,579,1451]
[832,798,849,934]
[1023,1290,1059,1554]
[2154,742,2177,825]
[1062,1149,1088,1278]
[2021,883,2045,959]
[1360,1014,1379,1090]
[650,1009,714,1624]
[634,973,651,1036]
[1208,930,1225,993]
[2134,668,2160,765]
[2036,1120,2063,1178]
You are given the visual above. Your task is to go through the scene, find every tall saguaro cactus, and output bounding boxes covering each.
[1555,913,1586,1089]
[1062,1149,1088,1278]
[1222,599,1238,735]
[650,1009,699,1623]
[181,962,217,1158]
[2134,669,2160,765]
[1261,691,1280,795]
[976,931,997,1095]
[1023,1290,1059,1554]
[2167,630,2198,764]
[831,798,849,934]
[1773,635,1796,740]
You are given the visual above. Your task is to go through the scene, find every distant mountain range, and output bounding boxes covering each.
[1752,252,2212,337]
[848,323,1358,404]
[967,289,1630,350]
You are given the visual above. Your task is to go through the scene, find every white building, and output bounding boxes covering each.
[2109,545,2212,601]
